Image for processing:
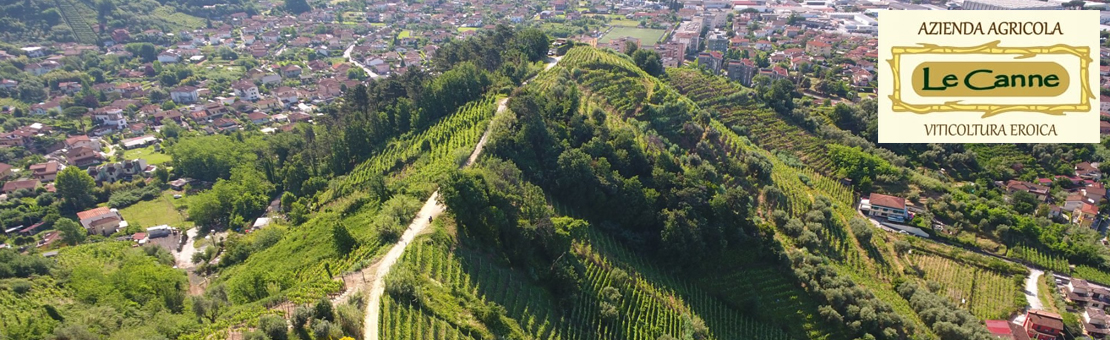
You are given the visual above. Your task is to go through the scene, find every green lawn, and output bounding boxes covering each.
[457,27,479,32]
[123,145,172,165]
[398,30,412,39]
[599,27,667,46]
[119,191,192,229]
[609,19,641,27]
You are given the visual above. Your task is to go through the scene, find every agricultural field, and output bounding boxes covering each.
[599,27,666,46]
[904,251,1024,320]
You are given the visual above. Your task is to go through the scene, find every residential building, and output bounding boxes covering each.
[696,51,724,75]
[727,59,759,87]
[1,179,39,194]
[1004,180,1050,202]
[65,135,100,150]
[706,30,728,52]
[1077,162,1102,180]
[282,65,303,78]
[806,40,831,56]
[1083,307,1110,339]
[1075,202,1099,228]
[1021,309,1063,340]
[29,161,61,181]
[232,81,260,101]
[87,159,149,183]
[170,86,199,104]
[66,146,102,167]
[157,50,181,63]
[76,207,124,236]
[863,193,908,222]
[1066,278,1110,310]
[0,162,11,179]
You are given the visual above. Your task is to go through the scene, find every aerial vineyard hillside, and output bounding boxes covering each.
[177,91,502,340]
[667,68,839,174]
[381,223,795,340]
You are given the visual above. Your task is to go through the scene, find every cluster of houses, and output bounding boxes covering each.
[561,0,879,99]
[999,162,1107,230]
[0,132,160,196]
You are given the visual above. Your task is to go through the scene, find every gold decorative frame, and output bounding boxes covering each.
[887,40,1095,118]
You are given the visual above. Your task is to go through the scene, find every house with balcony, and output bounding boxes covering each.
[232,81,260,101]
[30,161,61,181]
[1022,309,1064,340]
[170,86,199,104]
[861,193,908,223]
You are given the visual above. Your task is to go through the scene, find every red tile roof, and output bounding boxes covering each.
[77,206,112,220]
[985,320,1012,336]
[1081,202,1099,215]
[1027,309,1064,330]
[868,193,906,210]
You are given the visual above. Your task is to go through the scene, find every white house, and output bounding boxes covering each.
[157,50,181,63]
[93,108,127,130]
[170,86,199,104]
[231,81,260,101]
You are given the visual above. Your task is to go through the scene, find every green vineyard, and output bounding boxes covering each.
[1007,245,1070,273]
[53,0,99,44]
[668,68,839,176]
[325,95,499,201]
[380,228,795,340]
[905,252,1024,320]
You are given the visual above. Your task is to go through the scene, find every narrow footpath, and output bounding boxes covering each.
[359,57,560,340]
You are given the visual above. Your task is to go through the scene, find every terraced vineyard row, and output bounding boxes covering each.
[383,227,794,340]
[710,120,854,216]
[570,239,793,340]
[53,0,99,44]
[668,68,838,175]
[905,252,1023,320]
[324,96,499,201]
[584,230,798,340]
[1006,245,1070,273]
[385,238,564,340]
[381,295,482,340]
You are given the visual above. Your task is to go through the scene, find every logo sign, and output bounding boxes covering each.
[878,10,1099,143]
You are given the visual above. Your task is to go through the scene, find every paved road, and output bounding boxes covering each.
[343,44,381,79]
[361,57,561,340]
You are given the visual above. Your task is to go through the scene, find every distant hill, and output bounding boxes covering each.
[0,0,255,44]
